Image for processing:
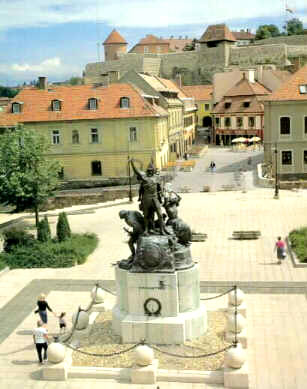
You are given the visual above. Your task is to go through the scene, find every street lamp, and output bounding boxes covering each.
[273,142,279,199]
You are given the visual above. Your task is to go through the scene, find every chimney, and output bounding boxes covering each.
[174,74,182,88]
[38,76,47,90]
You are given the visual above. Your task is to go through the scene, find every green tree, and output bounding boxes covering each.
[0,125,61,226]
[0,86,19,98]
[56,212,71,242]
[255,24,280,40]
[67,77,83,85]
[37,216,51,242]
[285,18,304,35]
[183,39,197,51]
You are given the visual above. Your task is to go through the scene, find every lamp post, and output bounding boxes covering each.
[273,142,279,199]
[127,136,133,203]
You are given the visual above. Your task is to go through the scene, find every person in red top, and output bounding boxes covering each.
[274,236,286,264]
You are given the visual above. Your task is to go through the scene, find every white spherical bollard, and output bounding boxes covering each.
[72,310,89,330]
[228,289,245,306]
[134,345,154,366]
[48,342,66,364]
[224,343,246,369]
[91,286,105,304]
[227,312,246,333]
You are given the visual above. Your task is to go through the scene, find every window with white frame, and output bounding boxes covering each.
[88,98,98,110]
[215,117,220,126]
[72,130,79,144]
[304,116,307,135]
[281,150,292,165]
[304,150,307,165]
[52,130,60,145]
[52,100,61,111]
[205,103,210,111]
[91,160,102,176]
[120,97,130,109]
[91,128,99,143]
[225,117,231,127]
[12,103,21,113]
[129,127,137,142]
[236,117,243,127]
[144,46,149,53]
[280,117,290,135]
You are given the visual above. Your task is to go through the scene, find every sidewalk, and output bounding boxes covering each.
[0,189,307,388]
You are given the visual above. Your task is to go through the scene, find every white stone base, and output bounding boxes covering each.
[42,348,72,381]
[113,304,207,344]
[130,359,159,384]
[224,362,249,388]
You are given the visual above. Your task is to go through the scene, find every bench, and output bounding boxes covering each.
[191,233,207,242]
[232,230,261,240]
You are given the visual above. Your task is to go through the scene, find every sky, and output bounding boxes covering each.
[0,0,306,86]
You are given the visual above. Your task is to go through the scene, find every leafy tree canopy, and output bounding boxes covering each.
[0,125,61,224]
[284,18,304,36]
[66,76,83,85]
[0,86,19,98]
[255,24,280,40]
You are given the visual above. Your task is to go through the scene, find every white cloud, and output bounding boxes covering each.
[0,57,82,83]
[0,0,306,30]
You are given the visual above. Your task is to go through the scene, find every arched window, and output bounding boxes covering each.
[88,98,98,110]
[72,130,79,144]
[52,100,61,111]
[91,160,102,176]
[120,97,130,108]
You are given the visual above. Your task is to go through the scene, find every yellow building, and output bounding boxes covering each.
[181,85,213,128]
[0,78,169,180]
[119,71,197,158]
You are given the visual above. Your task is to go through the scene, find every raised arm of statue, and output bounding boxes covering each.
[130,159,144,181]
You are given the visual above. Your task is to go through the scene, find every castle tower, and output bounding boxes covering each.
[103,29,127,61]
[199,24,236,48]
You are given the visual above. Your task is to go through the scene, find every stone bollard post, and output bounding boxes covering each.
[130,345,158,384]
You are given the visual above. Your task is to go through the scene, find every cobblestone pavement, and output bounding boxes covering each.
[1,147,307,388]
[171,146,263,193]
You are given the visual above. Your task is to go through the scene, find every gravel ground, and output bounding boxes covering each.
[72,310,230,371]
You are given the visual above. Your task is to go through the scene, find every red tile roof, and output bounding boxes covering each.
[0,83,168,126]
[181,85,213,100]
[103,29,127,45]
[163,38,193,52]
[224,76,271,97]
[232,31,255,40]
[266,65,307,101]
[138,34,168,45]
[199,24,236,43]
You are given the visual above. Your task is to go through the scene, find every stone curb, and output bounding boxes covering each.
[286,237,307,268]
[0,266,9,278]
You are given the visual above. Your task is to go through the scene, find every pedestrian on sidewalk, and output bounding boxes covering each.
[58,312,67,334]
[274,236,286,264]
[209,161,216,173]
[33,320,49,364]
[34,293,56,324]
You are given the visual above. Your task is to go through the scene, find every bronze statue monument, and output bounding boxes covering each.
[118,158,193,273]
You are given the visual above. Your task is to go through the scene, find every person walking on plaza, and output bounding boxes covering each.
[209,161,216,173]
[33,320,49,364]
[274,236,286,264]
[58,312,67,334]
[34,293,56,324]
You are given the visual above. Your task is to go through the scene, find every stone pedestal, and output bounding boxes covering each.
[112,264,207,344]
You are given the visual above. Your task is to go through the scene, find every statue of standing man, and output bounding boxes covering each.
[130,158,168,236]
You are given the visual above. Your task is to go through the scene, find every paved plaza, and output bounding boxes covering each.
[1,147,307,388]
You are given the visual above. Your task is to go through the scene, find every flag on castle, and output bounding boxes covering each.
[285,3,294,13]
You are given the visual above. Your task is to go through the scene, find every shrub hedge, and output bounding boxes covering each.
[0,259,6,271]
[0,233,98,269]
[289,227,307,263]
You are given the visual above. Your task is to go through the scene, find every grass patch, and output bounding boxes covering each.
[289,227,307,263]
[0,233,98,269]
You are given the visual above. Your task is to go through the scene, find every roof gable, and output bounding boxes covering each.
[224,76,270,97]
[103,29,127,45]
[200,24,236,43]
[138,34,168,45]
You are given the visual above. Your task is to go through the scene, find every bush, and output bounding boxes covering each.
[0,258,6,271]
[3,227,35,253]
[56,212,71,242]
[289,227,307,262]
[37,216,51,242]
[0,233,98,269]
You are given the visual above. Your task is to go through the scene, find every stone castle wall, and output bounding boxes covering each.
[254,35,307,46]
[287,45,307,57]
[229,44,287,66]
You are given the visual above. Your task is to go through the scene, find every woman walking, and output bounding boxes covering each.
[274,236,286,264]
[34,293,56,324]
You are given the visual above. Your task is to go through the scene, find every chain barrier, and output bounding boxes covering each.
[65,342,141,357]
[148,343,234,359]
[200,286,235,301]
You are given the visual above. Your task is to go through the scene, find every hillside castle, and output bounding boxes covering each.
[84,24,307,86]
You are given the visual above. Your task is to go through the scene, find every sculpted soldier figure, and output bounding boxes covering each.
[130,158,168,235]
[119,210,144,258]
